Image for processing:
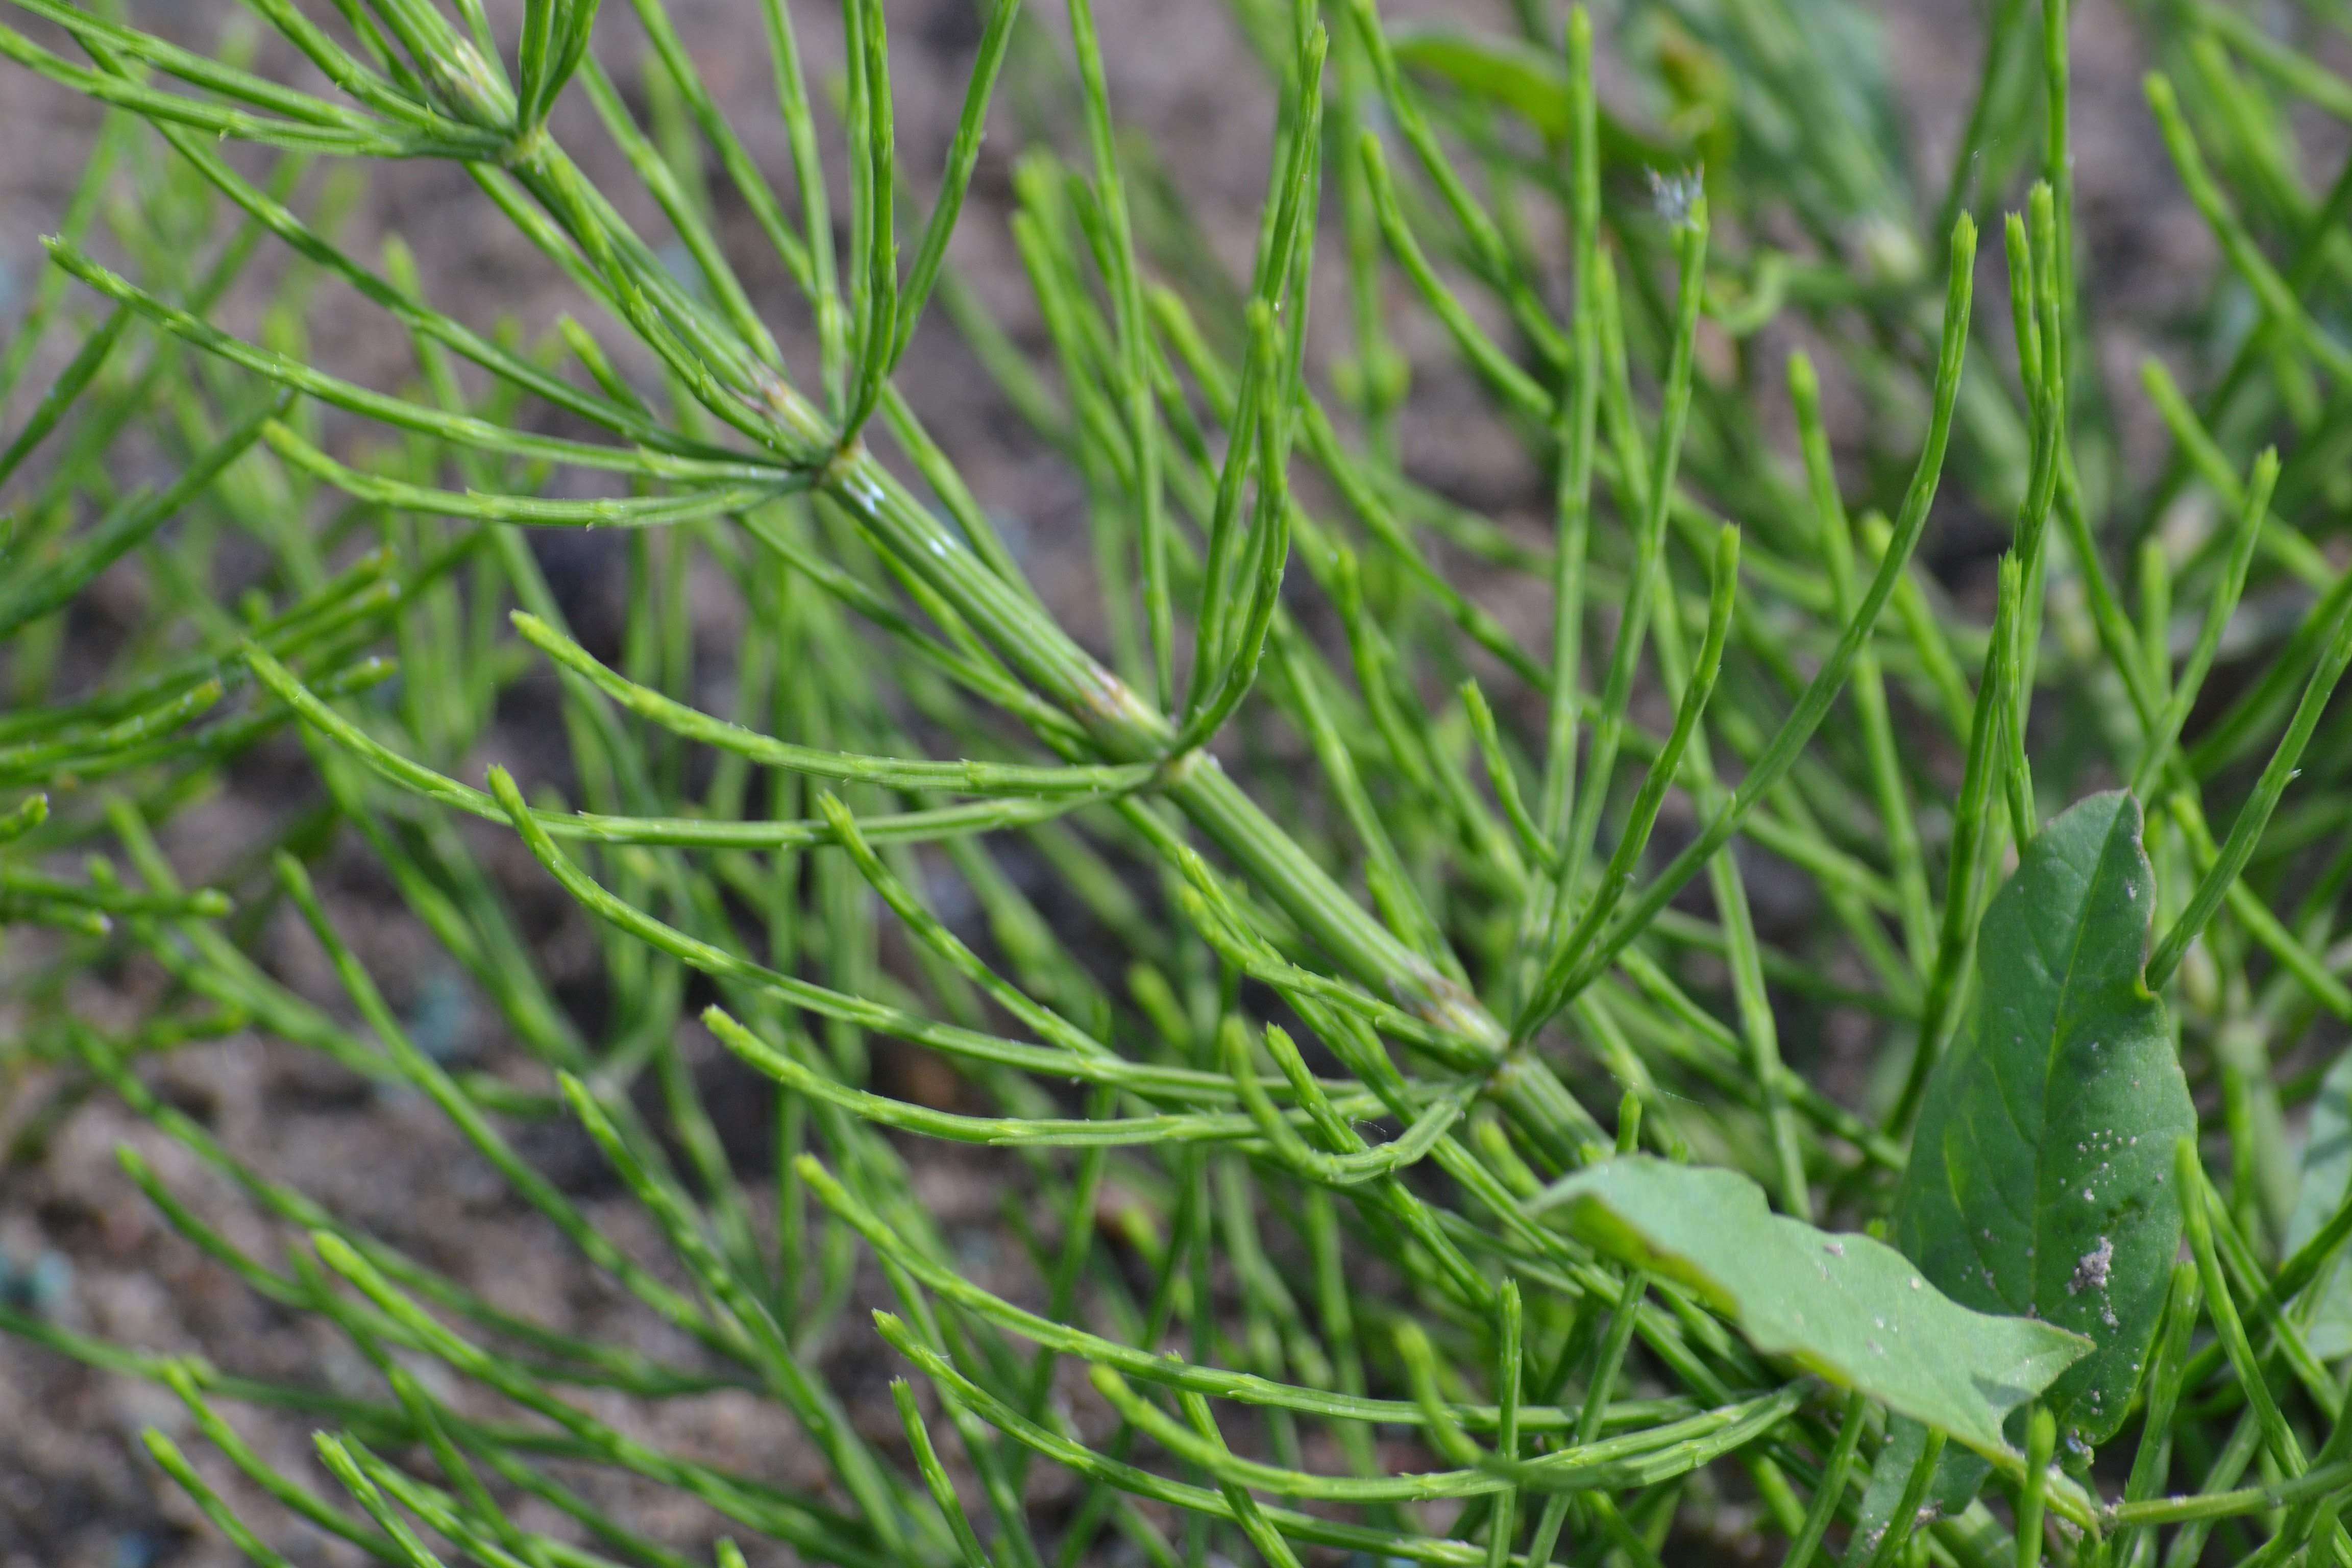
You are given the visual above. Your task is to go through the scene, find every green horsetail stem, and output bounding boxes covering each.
[10,1,2352,1565]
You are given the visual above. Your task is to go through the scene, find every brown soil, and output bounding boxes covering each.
[0,2,2219,1564]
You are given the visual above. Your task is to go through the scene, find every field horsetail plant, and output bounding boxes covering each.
[17,0,2352,1562]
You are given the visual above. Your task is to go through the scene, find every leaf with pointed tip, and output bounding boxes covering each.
[1895,791,2192,1446]
[1536,1157,2089,1460]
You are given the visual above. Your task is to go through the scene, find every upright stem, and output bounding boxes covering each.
[766,380,1603,1162]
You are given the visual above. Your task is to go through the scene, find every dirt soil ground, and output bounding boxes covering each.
[0,0,2223,1563]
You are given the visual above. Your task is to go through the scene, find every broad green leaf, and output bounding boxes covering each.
[1536,1157,2089,1460]
[2287,1048,2352,1360]
[1852,1419,1990,1558]
[1895,791,2193,1446]
[1390,28,1576,139]
[1388,27,1676,164]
